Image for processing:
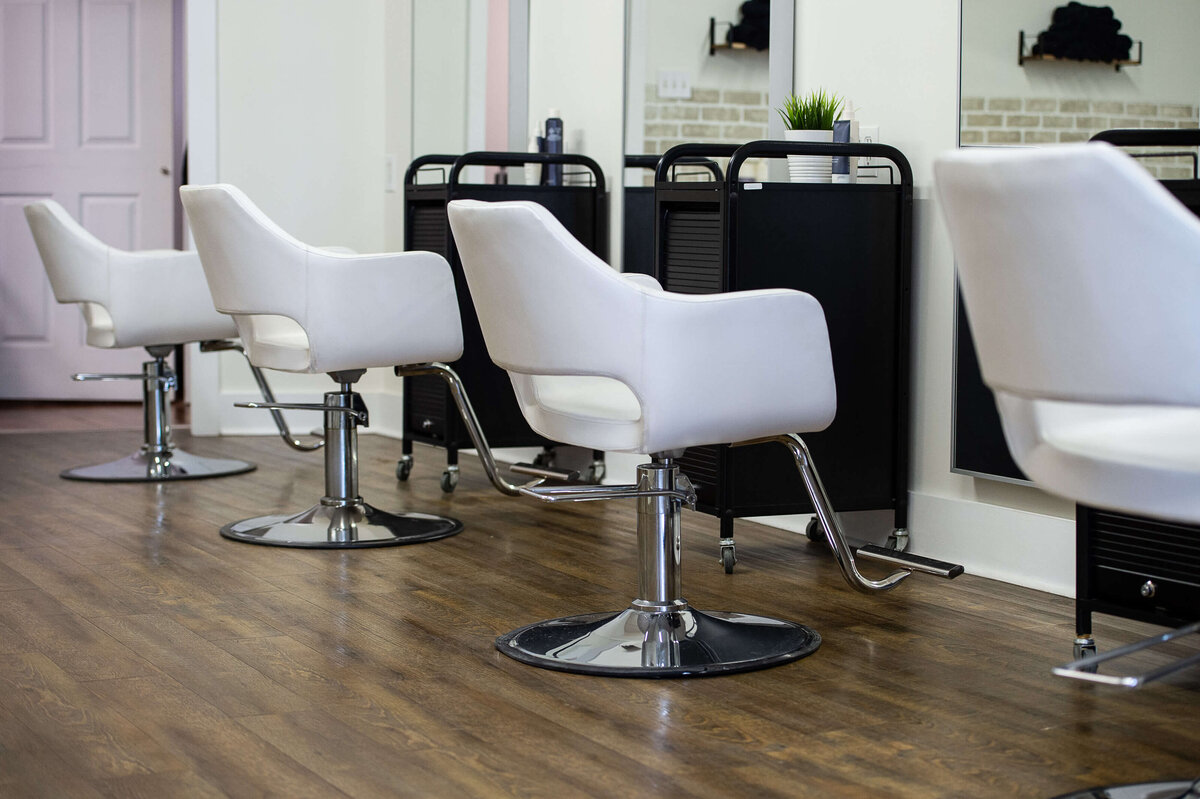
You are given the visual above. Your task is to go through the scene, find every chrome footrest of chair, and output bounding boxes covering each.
[856,545,964,579]
[1052,778,1200,799]
[1052,620,1200,688]
[220,501,462,548]
[495,604,820,677]
[61,449,255,482]
[517,478,696,506]
[509,462,581,483]
[72,372,173,385]
[235,401,367,423]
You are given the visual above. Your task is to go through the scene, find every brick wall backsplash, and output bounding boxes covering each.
[642,83,771,183]
[962,96,1199,179]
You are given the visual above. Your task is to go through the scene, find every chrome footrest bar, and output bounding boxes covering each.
[509,462,581,482]
[517,479,697,506]
[1052,620,1200,687]
[200,339,323,452]
[235,401,367,423]
[856,544,964,579]
[736,433,911,593]
[73,372,173,384]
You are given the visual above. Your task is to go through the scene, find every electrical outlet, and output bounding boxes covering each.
[857,126,881,183]
[657,70,692,100]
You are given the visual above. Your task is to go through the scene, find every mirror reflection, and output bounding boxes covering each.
[625,0,771,183]
[960,0,1199,174]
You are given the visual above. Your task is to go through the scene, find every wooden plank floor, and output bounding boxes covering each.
[0,428,1197,798]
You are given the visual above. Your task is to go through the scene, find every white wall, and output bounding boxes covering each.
[793,0,1077,595]
[527,1,626,270]
[962,0,1200,104]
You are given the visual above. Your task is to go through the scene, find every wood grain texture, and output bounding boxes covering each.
[0,428,1197,798]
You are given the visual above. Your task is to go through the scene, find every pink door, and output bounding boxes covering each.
[0,0,175,399]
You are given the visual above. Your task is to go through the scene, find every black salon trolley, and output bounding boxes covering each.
[1072,130,1200,656]
[398,152,608,490]
[652,140,914,571]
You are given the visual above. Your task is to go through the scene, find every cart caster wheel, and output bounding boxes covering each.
[532,450,555,469]
[1073,636,1098,672]
[719,540,737,574]
[805,517,826,546]
[440,467,459,494]
[395,456,413,482]
[886,527,910,553]
[584,461,606,484]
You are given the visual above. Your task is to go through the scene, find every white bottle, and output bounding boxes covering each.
[525,122,543,186]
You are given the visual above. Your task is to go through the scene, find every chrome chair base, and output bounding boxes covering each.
[219,501,462,548]
[1052,779,1199,799]
[496,605,820,678]
[61,449,255,482]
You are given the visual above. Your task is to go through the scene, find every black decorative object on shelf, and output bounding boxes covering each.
[1018,2,1141,70]
[709,0,769,56]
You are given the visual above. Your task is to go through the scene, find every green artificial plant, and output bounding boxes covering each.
[776,89,844,131]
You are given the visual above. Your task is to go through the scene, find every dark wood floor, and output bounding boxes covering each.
[0,428,1197,798]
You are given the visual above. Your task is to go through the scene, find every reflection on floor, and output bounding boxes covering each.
[0,429,1197,797]
[0,400,188,433]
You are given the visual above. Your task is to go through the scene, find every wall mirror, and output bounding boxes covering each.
[624,0,772,185]
[960,0,1199,166]
[953,0,1200,483]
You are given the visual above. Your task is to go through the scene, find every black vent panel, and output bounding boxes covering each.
[661,210,722,294]
[1090,511,1200,586]
[410,204,449,257]
[678,445,720,503]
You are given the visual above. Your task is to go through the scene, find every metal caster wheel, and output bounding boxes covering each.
[396,455,413,482]
[1073,636,1099,673]
[440,467,459,493]
[805,516,826,545]
[720,539,737,574]
[885,527,910,553]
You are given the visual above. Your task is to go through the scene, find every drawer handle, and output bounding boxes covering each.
[1140,580,1157,598]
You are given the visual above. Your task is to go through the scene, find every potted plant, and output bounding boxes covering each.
[777,89,843,183]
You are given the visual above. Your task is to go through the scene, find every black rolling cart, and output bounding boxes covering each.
[1070,129,1200,658]
[653,141,914,572]
[399,151,609,491]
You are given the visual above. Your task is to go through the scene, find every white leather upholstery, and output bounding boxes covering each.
[23,200,236,348]
[180,184,463,374]
[935,143,1200,523]
[446,199,836,455]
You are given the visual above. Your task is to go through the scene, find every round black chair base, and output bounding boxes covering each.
[219,502,463,548]
[61,449,256,482]
[1053,780,1199,799]
[495,606,820,678]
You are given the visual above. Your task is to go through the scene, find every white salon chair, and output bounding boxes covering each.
[23,200,256,482]
[446,199,951,677]
[181,183,468,548]
[936,144,1200,798]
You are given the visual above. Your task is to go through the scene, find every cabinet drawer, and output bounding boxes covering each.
[405,374,447,441]
[1093,566,1200,621]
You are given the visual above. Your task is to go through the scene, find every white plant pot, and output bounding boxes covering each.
[784,129,833,183]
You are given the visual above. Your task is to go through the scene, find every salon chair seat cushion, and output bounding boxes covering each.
[999,395,1200,524]
[515,375,644,452]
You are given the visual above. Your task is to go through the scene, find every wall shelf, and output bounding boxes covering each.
[708,17,755,56]
[1018,30,1142,71]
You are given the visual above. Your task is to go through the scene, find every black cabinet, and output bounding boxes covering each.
[1076,506,1200,638]
[400,153,608,487]
[651,141,913,548]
